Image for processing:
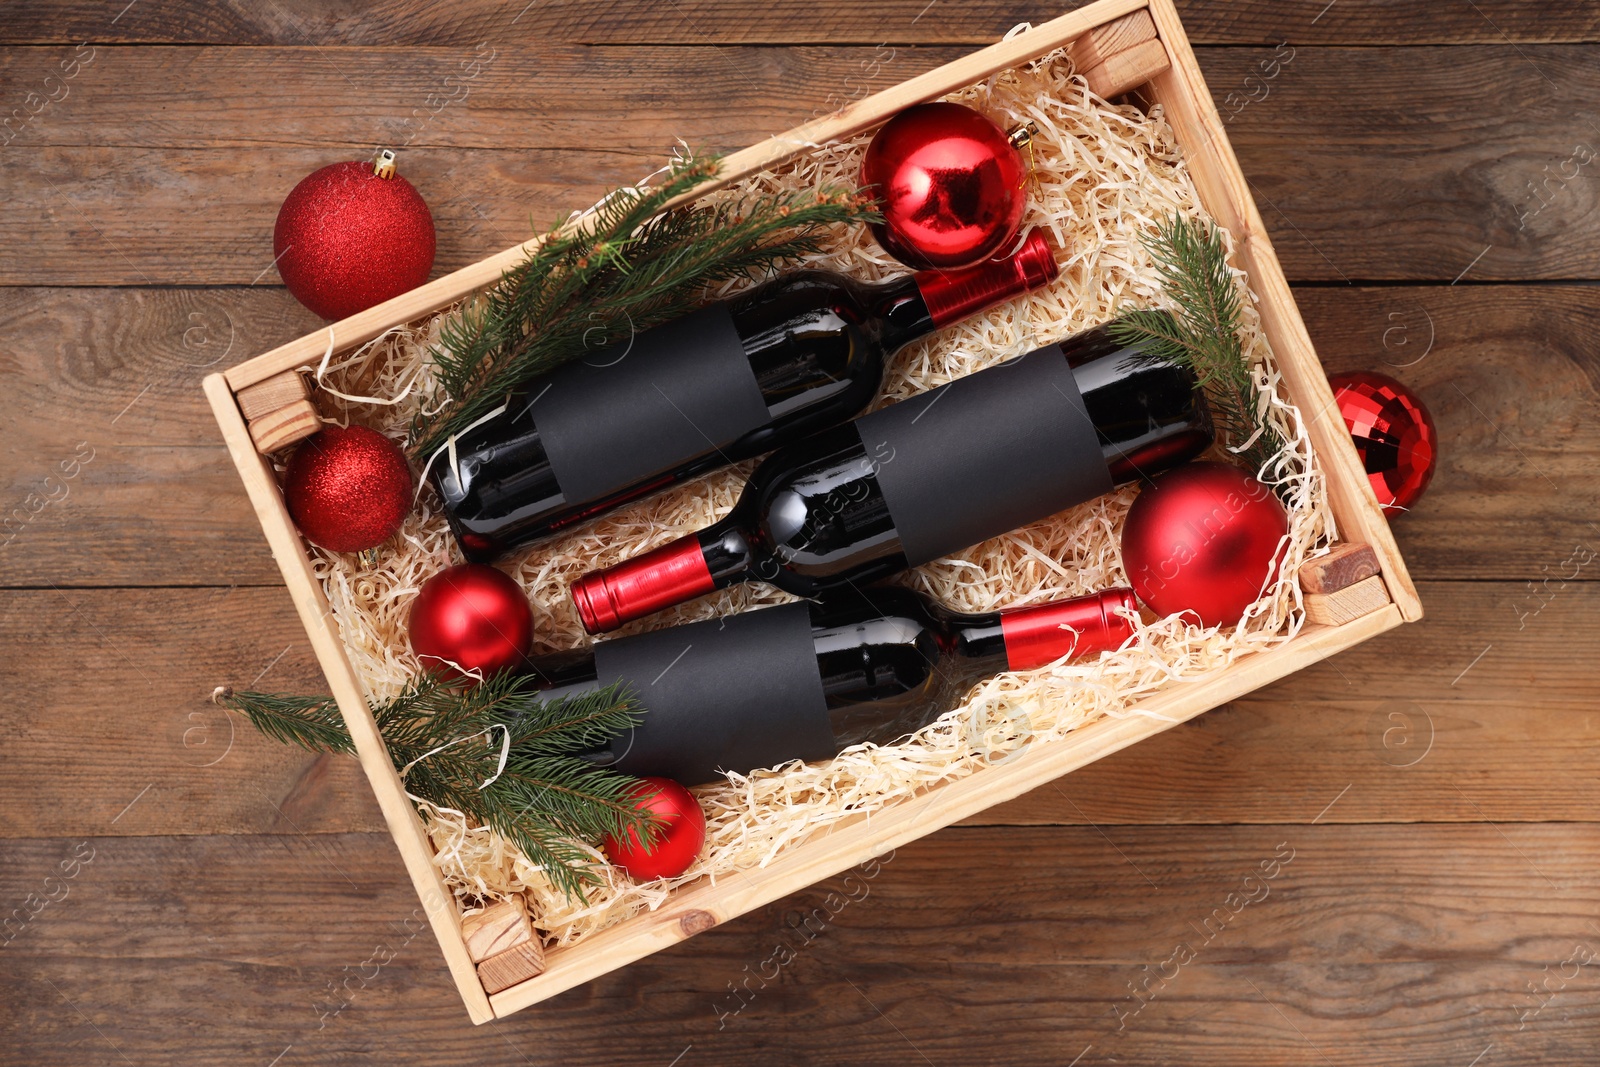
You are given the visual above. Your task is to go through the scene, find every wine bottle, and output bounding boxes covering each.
[530,586,1137,785]
[432,230,1061,561]
[571,313,1212,633]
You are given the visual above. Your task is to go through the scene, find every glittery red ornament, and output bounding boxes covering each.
[1121,462,1290,628]
[274,155,436,321]
[861,102,1031,269]
[1328,371,1438,517]
[409,564,533,680]
[284,425,413,552]
[603,777,705,881]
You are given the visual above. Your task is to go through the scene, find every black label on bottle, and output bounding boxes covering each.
[592,601,835,784]
[528,304,769,503]
[855,344,1113,566]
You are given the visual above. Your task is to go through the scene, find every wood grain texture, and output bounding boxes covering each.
[1298,541,1382,594]
[0,1,1596,45]
[4,825,1600,1064]
[0,587,385,837]
[3,46,1600,284]
[1303,573,1392,625]
[0,580,1592,838]
[1066,9,1157,71]
[1081,36,1170,98]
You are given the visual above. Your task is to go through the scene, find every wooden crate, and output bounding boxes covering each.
[203,0,1421,1023]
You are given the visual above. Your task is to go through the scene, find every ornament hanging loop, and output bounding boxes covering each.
[372,149,398,179]
[1009,120,1039,193]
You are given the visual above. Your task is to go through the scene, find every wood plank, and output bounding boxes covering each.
[4,825,1600,1063]
[981,576,1600,826]
[0,287,315,587]
[0,588,386,838]
[0,580,1592,839]
[3,46,1600,284]
[0,1,1594,45]
[1,284,1592,587]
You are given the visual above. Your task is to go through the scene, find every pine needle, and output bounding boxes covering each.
[216,674,658,901]
[1108,213,1285,476]
[409,149,879,461]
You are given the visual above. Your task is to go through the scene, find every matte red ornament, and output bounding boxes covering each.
[1120,462,1290,628]
[1328,371,1438,517]
[409,564,533,680]
[861,102,1030,269]
[284,425,413,553]
[603,777,706,882]
[274,155,436,321]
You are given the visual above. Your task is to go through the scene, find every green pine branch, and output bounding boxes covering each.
[1108,213,1286,476]
[409,149,878,461]
[216,673,658,901]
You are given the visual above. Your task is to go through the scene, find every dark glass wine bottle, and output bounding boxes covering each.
[571,313,1212,633]
[431,230,1061,561]
[529,586,1138,785]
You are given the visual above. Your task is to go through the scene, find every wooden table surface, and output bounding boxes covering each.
[4,1,1599,1063]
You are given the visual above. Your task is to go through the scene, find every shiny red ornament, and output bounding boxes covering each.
[1120,462,1290,628]
[274,157,436,321]
[408,564,533,680]
[861,102,1030,270]
[603,777,706,881]
[1328,371,1438,517]
[284,425,413,552]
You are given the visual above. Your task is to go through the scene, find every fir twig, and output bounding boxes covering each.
[409,149,877,461]
[216,674,658,901]
[1108,213,1285,476]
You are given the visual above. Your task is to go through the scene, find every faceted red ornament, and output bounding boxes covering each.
[1328,371,1438,517]
[603,777,706,882]
[409,564,533,680]
[1120,462,1290,628]
[274,158,436,321]
[861,102,1029,269]
[284,425,413,553]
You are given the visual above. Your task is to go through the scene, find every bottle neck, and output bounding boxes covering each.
[994,588,1140,671]
[931,588,1139,672]
[570,516,759,634]
[912,228,1059,330]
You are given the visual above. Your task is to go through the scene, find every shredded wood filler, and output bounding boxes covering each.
[294,48,1334,947]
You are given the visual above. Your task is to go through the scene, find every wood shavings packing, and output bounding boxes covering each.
[291,48,1335,949]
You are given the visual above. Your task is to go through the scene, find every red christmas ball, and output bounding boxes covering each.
[274,157,436,321]
[284,425,413,552]
[603,777,706,882]
[1328,371,1438,517]
[861,102,1029,269]
[409,564,533,680]
[1121,462,1290,628]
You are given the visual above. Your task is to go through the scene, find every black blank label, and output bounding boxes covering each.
[856,345,1113,566]
[529,304,768,503]
[593,602,836,784]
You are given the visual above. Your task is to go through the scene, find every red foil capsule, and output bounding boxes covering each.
[572,538,715,634]
[916,228,1060,328]
[1000,587,1139,671]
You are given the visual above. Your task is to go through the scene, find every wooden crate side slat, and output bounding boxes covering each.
[490,606,1401,1013]
[201,374,495,1025]
[1141,0,1423,622]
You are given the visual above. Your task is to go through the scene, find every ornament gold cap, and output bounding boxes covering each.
[373,149,397,179]
[1007,120,1038,150]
